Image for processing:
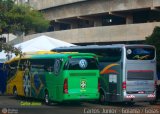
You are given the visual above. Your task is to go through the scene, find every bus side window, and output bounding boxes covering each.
[43,59,54,72]
[53,59,62,76]
[44,65,53,72]
[8,61,18,79]
[18,60,25,71]
[23,60,31,70]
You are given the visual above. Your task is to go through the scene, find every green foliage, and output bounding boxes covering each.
[0,0,14,34]
[0,0,49,35]
[145,26,160,70]
[0,42,22,56]
[6,5,49,34]
[0,0,49,56]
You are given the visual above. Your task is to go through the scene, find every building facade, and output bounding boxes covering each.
[16,0,160,45]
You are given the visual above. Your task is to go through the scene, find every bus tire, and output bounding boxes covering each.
[99,91,106,105]
[44,91,50,105]
[13,86,17,96]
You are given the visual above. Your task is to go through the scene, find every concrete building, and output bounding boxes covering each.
[14,0,160,45]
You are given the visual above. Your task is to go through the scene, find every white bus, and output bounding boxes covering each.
[53,44,157,105]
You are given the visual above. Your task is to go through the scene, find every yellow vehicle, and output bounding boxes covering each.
[5,51,56,96]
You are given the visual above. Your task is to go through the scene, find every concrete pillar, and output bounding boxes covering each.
[94,19,102,26]
[126,15,133,24]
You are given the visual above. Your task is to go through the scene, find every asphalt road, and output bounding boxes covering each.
[0,95,160,114]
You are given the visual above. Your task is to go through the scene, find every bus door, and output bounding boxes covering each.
[97,48,122,102]
[30,59,53,98]
[100,62,122,102]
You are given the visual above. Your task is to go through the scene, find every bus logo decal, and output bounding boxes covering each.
[34,74,41,89]
[79,59,88,69]
[54,59,61,75]
[127,49,132,54]
[32,72,43,95]
[80,80,86,89]
[100,63,119,74]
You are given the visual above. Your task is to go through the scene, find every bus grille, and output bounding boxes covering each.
[127,70,154,80]
[69,73,96,76]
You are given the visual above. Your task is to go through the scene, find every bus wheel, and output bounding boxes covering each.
[13,87,17,96]
[44,91,50,105]
[99,92,106,105]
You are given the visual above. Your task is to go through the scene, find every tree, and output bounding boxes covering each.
[0,0,49,56]
[0,0,14,34]
[0,0,49,35]
[0,41,22,56]
[145,26,160,70]
[6,5,49,34]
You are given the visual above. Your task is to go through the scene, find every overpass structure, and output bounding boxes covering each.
[12,0,160,45]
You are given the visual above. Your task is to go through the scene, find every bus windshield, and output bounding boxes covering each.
[64,58,98,70]
[126,47,155,60]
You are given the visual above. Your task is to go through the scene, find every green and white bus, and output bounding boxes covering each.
[6,52,100,104]
[53,44,157,105]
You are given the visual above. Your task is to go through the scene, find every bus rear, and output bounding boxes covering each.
[123,45,156,103]
[62,54,100,101]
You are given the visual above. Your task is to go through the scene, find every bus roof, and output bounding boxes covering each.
[31,53,96,59]
[52,44,155,51]
[5,52,96,64]
[5,51,56,64]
